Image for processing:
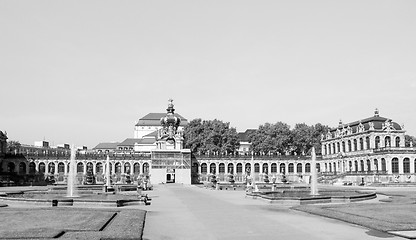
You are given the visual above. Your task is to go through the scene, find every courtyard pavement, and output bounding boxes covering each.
[140,184,405,240]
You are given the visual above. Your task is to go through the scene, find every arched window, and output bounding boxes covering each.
[96,162,103,173]
[392,158,399,174]
[7,162,16,173]
[254,163,260,173]
[29,162,36,174]
[333,162,337,173]
[288,163,294,173]
[316,163,320,172]
[348,161,352,172]
[403,158,410,173]
[328,144,331,155]
[201,163,207,174]
[77,162,84,173]
[324,163,328,172]
[341,142,345,152]
[385,136,391,148]
[375,136,380,149]
[381,158,386,172]
[115,162,121,173]
[329,163,332,172]
[19,162,26,174]
[210,163,216,174]
[58,162,65,173]
[354,161,358,172]
[245,163,251,174]
[271,163,277,173]
[236,163,243,174]
[333,143,336,154]
[374,159,378,172]
[359,138,364,150]
[336,142,340,153]
[262,163,268,174]
[353,139,357,151]
[124,162,131,174]
[219,163,225,173]
[143,163,149,174]
[395,137,400,147]
[305,163,311,173]
[48,162,55,174]
[324,144,327,155]
[366,137,370,149]
[227,163,234,174]
[366,159,371,172]
[297,163,302,173]
[348,140,352,152]
[360,160,364,172]
[280,163,286,173]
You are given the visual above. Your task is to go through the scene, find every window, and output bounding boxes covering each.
[77,162,84,173]
[297,163,302,173]
[316,163,320,172]
[366,137,370,149]
[342,142,345,152]
[280,163,286,173]
[366,160,371,172]
[359,138,364,150]
[395,137,400,147]
[134,163,140,174]
[381,158,386,172]
[271,163,277,173]
[385,136,391,148]
[353,139,357,151]
[227,163,234,174]
[404,158,410,173]
[288,163,294,173]
[392,158,399,174]
[374,159,378,172]
[348,140,351,152]
[219,163,225,173]
[254,163,260,173]
[262,163,268,174]
[236,163,243,173]
[375,136,380,149]
[305,163,311,173]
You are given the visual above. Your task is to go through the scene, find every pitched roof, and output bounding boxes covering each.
[117,138,156,147]
[93,142,119,149]
[136,113,188,127]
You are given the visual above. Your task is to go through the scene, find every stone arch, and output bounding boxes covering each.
[132,162,139,174]
[19,162,26,174]
[77,162,84,173]
[236,163,243,174]
[288,163,294,173]
[7,162,16,173]
[142,162,149,174]
[209,163,216,174]
[403,158,410,173]
[227,163,234,174]
[296,163,302,173]
[48,162,55,174]
[392,158,399,174]
[124,162,131,174]
[39,162,45,173]
[96,162,103,174]
[29,162,36,174]
[58,162,65,173]
[200,163,207,174]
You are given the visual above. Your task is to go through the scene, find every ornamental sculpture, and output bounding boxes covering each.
[159,99,182,143]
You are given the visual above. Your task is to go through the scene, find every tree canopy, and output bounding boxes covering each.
[183,119,240,154]
[7,140,21,153]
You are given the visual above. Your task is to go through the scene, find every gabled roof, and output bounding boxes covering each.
[93,142,119,150]
[143,130,158,138]
[136,113,188,127]
[117,138,156,147]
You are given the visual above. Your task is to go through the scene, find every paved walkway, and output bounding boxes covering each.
[141,184,405,240]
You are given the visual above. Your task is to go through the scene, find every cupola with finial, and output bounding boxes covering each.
[374,108,379,117]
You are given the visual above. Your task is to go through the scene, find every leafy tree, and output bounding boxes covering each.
[7,140,21,153]
[183,119,240,154]
[291,123,314,155]
[311,123,331,155]
[249,122,291,155]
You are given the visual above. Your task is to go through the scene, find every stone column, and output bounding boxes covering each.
[54,162,58,175]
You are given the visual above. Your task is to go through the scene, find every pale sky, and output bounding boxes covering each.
[1,0,415,148]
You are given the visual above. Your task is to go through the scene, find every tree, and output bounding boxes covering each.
[291,123,314,155]
[7,140,21,153]
[183,119,240,154]
[249,122,291,155]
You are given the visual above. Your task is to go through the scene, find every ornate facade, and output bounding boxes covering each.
[320,109,416,184]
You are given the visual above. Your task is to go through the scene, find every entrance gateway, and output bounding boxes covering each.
[150,99,192,184]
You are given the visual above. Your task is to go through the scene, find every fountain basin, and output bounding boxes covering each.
[247,189,376,205]
[0,186,149,207]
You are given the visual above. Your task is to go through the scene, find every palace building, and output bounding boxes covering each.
[319,109,416,184]
[1,105,416,186]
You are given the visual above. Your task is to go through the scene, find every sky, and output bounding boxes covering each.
[1,0,416,148]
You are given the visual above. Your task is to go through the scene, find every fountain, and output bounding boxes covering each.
[104,154,111,192]
[310,147,318,195]
[245,147,376,205]
[66,145,78,198]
